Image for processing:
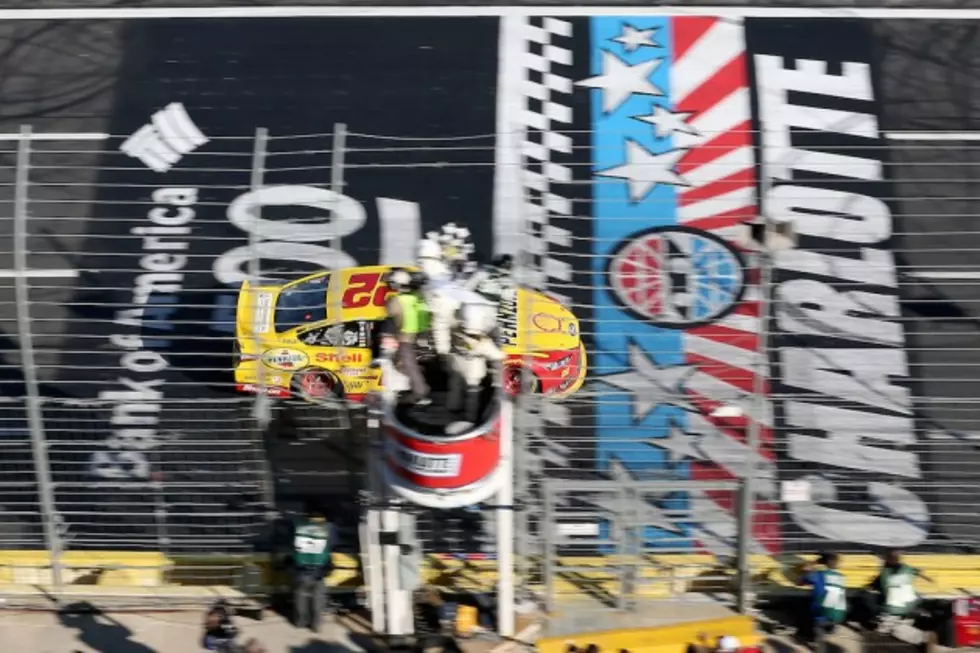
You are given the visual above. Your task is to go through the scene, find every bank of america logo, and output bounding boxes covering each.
[119,102,208,172]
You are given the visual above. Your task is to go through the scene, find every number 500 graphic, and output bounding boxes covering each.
[214,185,421,286]
[208,185,421,333]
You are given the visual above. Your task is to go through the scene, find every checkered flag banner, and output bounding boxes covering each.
[425,223,477,275]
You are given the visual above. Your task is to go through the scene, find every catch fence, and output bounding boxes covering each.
[0,124,977,613]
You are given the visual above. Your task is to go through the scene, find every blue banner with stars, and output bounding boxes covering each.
[583,16,770,552]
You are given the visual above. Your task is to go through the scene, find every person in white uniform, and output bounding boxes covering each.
[417,231,503,434]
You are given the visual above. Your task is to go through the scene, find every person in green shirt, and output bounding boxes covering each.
[796,552,847,644]
[383,268,432,406]
[868,549,933,620]
[291,506,333,631]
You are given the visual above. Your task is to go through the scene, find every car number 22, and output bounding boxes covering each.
[342,272,393,309]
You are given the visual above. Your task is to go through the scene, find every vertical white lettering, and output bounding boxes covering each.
[133,273,183,302]
[789,476,928,547]
[781,347,911,414]
[151,187,198,206]
[757,49,928,548]
[111,403,161,427]
[768,185,892,243]
[96,187,198,480]
[776,279,902,346]
[139,253,188,273]
[148,206,195,226]
[773,247,898,288]
[760,57,875,100]
[779,104,878,139]
[785,401,919,477]
[755,55,875,181]
[140,236,190,251]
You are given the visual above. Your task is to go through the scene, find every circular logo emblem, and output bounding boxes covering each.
[261,348,310,371]
[606,226,746,328]
[531,313,563,333]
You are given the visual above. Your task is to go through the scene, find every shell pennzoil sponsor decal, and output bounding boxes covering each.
[261,348,310,371]
[341,377,373,394]
[236,383,290,398]
[252,291,275,334]
[313,351,365,365]
[340,365,375,378]
[531,312,580,338]
[531,312,564,333]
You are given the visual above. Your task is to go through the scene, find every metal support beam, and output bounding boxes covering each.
[13,124,63,590]
[330,122,347,260]
[330,122,346,328]
[542,480,555,615]
[246,127,277,523]
[497,396,516,636]
[248,126,270,426]
[364,409,386,633]
[735,245,770,614]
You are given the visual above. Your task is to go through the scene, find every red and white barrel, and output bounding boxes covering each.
[380,405,505,509]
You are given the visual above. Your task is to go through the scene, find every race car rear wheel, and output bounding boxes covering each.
[289,368,344,404]
[502,365,539,395]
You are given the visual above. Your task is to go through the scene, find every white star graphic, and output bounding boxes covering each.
[595,340,698,422]
[597,140,689,202]
[612,24,661,53]
[600,456,683,534]
[576,50,665,114]
[635,105,700,140]
[645,421,706,463]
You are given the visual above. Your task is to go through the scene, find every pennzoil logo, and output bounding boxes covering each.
[498,289,518,345]
[261,348,310,371]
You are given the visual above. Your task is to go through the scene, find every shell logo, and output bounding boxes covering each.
[261,348,310,371]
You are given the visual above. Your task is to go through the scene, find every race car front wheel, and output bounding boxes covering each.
[502,365,539,395]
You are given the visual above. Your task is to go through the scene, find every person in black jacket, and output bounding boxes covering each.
[412,587,462,653]
[201,600,239,652]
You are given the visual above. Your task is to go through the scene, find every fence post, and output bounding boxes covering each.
[497,395,516,637]
[329,123,350,442]
[513,393,530,594]
[617,483,630,612]
[330,122,347,257]
[249,127,270,425]
[497,129,523,636]
[541,480,554,615]
[363,409,387,633]
[329,123,345,343]
[512,123,541,611]
[246,127,278,525]
[13,124,63,591]
[735,232,773,613]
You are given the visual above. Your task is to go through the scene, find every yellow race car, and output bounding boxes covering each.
[234,265,586,404]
